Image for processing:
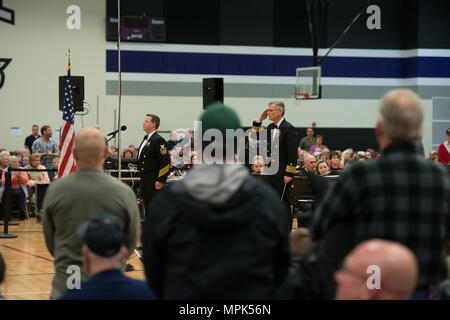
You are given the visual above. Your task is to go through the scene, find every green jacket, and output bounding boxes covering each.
[299,136,316,152]
[43,169,140,293]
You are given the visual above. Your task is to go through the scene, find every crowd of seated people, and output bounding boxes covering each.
[0,110,449,302]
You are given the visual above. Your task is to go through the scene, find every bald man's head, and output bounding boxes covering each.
[335,239,418,300]
[73,127,108,168]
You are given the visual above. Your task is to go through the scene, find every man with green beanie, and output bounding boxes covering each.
[141,103,290,299]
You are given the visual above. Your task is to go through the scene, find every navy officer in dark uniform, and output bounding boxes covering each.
[137,114,171,214]
[252,101,298,231]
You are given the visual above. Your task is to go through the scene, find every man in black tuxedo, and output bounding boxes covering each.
[137,114,171,214]
[252,101,298,231]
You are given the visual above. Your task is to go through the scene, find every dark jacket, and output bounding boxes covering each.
[253,119,298,177]
[142,166,290,299]
[137,132,170,183]
[24,134,40,152]
[60,269,156,300]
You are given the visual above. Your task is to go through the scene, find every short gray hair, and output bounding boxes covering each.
[269,101,285,116]
[379,89,423,145]
[9,155,19,165]
[0,151,10,162]
[252,155,264,165]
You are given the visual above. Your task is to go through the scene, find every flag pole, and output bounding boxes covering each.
[117,0,122,180]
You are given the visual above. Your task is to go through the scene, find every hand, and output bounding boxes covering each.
[284,176,293,184]
[155,181,164,190]
[258,109,269,122]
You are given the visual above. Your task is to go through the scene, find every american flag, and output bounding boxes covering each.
[58,62,77,178]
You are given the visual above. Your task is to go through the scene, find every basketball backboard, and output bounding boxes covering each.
[295,66,321,99]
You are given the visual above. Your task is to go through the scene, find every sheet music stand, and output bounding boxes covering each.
[289,175,315,206]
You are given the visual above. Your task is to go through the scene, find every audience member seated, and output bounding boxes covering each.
[60,215,156,300]
[122,149,133,159]
[1,156,29,220]
[329,151,341,171]
[251,155,265,173]
[310,134,328,154]
[340,148,353,167]
[0,151,10,219]
[109,146,119,158]
[298,153,316,175]
[316,159,330,176]
[427,154,439,163]
[365,148,376,160]
[334,239,418,300]
[438,128,450,165]
[20,148,31,166]
[22,156,30,167]
[48,157,60,182]
[25,153,50,215]
[297,148,305,168]
[128,145,137,158]
[343,157,358,169]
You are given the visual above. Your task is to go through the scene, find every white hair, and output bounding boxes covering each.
[0,151,10,162]
[269,101,285,116]
[379,89,423,144]
[9,155,19,165]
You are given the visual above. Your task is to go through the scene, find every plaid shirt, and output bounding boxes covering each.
[311,144,450,287]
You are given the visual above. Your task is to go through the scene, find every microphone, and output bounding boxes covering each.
[107,125,127,136]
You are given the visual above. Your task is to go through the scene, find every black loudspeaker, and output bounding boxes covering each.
[59,76,85,112]
[203,78,223,109]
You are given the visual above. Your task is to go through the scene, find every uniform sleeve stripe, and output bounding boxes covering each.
[158,164,170,178]
[286,165,297,174]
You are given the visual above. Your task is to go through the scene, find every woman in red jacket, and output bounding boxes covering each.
[438,128,450,165]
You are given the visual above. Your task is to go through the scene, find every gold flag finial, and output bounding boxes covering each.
[66,49,71,66]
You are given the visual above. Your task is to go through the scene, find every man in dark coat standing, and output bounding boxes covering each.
[252,101,298,231]
[24,124,40,152]
[137,114,170,214]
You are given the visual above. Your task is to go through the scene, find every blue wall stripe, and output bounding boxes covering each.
[106,50,450,78]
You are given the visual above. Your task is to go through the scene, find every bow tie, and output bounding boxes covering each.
[274,125,279,129]
[143,135,148,141]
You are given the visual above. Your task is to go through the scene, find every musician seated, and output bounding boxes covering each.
[297,153,316,176]
[251,155,265,174]
[122,149,134,159]
[316,159,330,176]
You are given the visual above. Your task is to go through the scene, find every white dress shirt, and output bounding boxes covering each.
[138,130,156,159]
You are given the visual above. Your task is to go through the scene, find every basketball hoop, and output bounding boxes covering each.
[291,92,310,100]
[295,66,321,100]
